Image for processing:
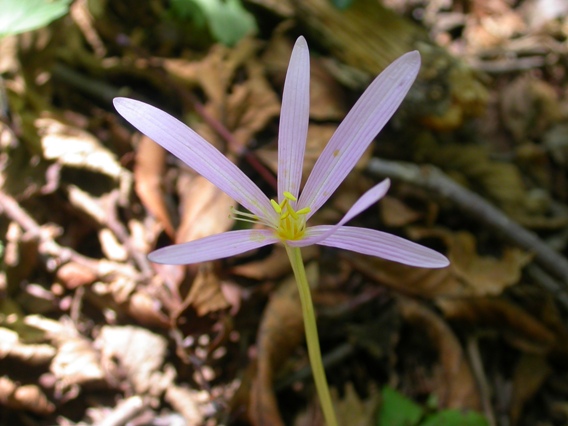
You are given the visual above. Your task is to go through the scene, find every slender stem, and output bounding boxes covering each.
[285,245,338,426]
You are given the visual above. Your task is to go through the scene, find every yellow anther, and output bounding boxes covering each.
[271,199,282,213]
[283,191,297,201]
[288,208,299,220]
[296,207,311,215]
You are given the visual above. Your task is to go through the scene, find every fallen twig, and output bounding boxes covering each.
[367,158,568,286]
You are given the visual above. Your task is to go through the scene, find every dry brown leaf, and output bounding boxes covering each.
[165,385,207,426]
[56,261,97,289]
[184,263,230,316]
[500,77,561,143]
[380,195,423,227]
[0,376,55,415]
[250,263,318,426]
[349,229,528,298]
[309,58,346,121]
[124,290,171,329]
[134,135,174,238]
[295,382,380,426]
[0,327,56,365]
[37,116,126,181]
[24,315,105,390]
[176,174,236,245]
[510,354,551,425]
[398,297,480,410]
[97,325,170,397]
[225,59,281,147]
[436,298,556,353]
[444,231,531,294]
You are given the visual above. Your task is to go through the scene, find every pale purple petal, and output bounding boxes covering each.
[298,51,421,217]
[148,229,278,264]
[114,98,277,223]
[304,226,449,268]
[278,36,310,203]
[288,179,391,246]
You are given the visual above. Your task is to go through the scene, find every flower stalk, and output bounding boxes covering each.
[285,245,337,426]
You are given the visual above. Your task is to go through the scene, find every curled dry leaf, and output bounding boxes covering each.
[164,385,206,426]
[55,261,97,289]
[176,174,236,245]
[134,135,174,238]
[24,315,105,389]
[510,354,551,425]
[97,325,170,397]
[184,263,230,316]
[0,327,56,365]
[225,59,281,147]
[249,263,319,426]
[295,382,380,426]
[349,229,529,298]
[436,298,556,353]
[37,116,126,181]
[0,376,55,415]
[398,297,480,410]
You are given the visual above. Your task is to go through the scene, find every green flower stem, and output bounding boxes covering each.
[285,245,338,426]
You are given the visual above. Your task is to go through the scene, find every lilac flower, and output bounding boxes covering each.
[114,37,449,269]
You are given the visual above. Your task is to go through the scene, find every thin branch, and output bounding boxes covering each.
[367,158,568,286]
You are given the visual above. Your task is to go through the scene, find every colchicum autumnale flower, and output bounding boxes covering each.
[114,36,448,426]
[114,37,448,269]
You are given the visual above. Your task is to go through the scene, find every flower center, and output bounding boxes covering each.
[229,191,311,241]
[271,191,311,241]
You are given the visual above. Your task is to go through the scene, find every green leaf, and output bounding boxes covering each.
[0,0,71,38]
[377,386,424,426]
[420,410,489,426]
[177,0,257,46]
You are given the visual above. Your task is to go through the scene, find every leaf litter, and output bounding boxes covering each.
[1,0,568,425]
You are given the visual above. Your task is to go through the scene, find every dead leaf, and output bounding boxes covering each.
[97,325,170,397]
[501,77,560,143]
[398,297,480,410]
[510,354,551,425]
[444,231,531,295]
[134,135,174,238]
[184,263,230,316]
[309,58,346,121]
[165,385,207,426]
[225,59,281,147]
[380,195,423,227]
[176,174,236,245]
[436,298,556,353]
[349,229,529,298]
[24,315,105,391]
[0,376,55,415]
[0,327,56,365]
[37,116,126,180]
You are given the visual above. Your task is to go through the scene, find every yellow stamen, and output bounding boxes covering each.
[271,199,282,213]
[283,191,297,201]
[231,192,311,241]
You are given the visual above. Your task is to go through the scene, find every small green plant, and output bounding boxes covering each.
[169,0,256,46]
[377,386,489,426]
[0,0,71,38]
